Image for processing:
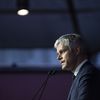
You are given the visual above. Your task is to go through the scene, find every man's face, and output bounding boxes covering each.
[56,43,77,71]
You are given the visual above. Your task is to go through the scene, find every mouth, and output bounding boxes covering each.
[60,60,65,65]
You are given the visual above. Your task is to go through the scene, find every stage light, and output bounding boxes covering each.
[17,0,29,16]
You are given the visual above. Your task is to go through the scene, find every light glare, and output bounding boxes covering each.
[17,9,29,16]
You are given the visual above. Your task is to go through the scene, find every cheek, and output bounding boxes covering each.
[69,51,77,62]
[65,52,74,62]
[64,53,69,62]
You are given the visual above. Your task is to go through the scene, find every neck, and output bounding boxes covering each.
[72,55,87,73]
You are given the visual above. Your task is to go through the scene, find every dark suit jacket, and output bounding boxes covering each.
[67,61,100,100]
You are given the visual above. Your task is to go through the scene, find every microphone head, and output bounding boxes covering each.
[48,70,56,75]
[48,67,62,75]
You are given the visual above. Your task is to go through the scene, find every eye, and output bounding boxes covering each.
[60,49,67,54]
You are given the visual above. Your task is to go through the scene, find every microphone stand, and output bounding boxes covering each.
[32,70,56,100]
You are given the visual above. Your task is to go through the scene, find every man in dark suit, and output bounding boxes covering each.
[54,33,100,100]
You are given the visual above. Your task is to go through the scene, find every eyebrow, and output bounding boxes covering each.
[58,48,68,54]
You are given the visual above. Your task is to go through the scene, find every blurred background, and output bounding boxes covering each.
[0,0,100,100]
[0,0,100,69]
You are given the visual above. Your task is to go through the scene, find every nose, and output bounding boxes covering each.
[57,54,62,60]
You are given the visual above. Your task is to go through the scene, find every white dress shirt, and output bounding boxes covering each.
[74,59,88,76]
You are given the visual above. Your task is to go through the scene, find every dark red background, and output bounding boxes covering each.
[0,71,72,100]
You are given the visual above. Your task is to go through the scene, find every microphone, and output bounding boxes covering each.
[32,69,57,100]
[48,67,62,75]
[47,69,56,76]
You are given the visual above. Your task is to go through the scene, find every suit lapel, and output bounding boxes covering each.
[67,77,77,100]
[67,61,89,100]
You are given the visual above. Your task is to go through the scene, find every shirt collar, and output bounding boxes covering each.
[74,59,88,76]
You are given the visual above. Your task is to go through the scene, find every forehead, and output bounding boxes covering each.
[56,43,66,52]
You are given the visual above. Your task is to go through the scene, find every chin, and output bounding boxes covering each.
[62,66,67,70]
[62,65,70,71]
